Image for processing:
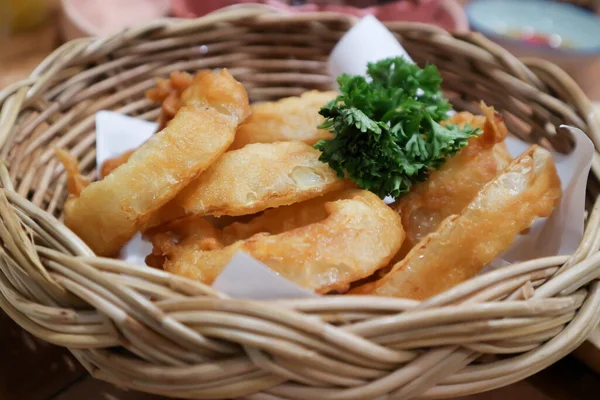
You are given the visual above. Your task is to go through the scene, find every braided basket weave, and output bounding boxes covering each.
[1,6,600,399]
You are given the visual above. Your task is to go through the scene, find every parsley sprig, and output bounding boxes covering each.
[314,57,481,199]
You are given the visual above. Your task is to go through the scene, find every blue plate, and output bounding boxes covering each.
[466,0,600,55]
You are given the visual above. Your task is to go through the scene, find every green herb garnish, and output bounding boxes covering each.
[314,57,482,199]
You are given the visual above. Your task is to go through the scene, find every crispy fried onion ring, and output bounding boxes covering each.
[393,103,513,252]
[147,141,350,227]
[148,189,405,294]
[352,145,561,300]
[145,73,337,149]
[146,71,193,130]
[54,149,90,196]
[220,190,345,243]
[62,69,250,256]
[229,90,338,150]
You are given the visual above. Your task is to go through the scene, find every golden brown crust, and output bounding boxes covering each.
[147,141,350,227]
[100,149,135,179]
[221,190,346,244]
[229,90,338,150]
[63,69,250,256]
[145,74,337,150]
[54,148,90,197]
[146,71,193,130]
[351,145,562,300]
[151,190,405,294]
[393,104,512,251]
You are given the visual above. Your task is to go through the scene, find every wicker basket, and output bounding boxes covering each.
[1,6,600,399]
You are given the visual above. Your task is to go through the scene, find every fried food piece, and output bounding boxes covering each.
[229,90,338,150]
[393,104,513,251]
[146,72,337,148]
[63,69,250,256]
[147,141,349,227]
[146,73,337,149]
[146,71,193,130]
[351,145,562,300]
[100,149,135,178]
[146,216,222,269]
[150,190,405,294]
[54,149,89,197]
[221,190,345,243]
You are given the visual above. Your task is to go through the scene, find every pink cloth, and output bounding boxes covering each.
[170,0,468,32]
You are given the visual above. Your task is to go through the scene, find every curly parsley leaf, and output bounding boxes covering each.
[314,57,482,199]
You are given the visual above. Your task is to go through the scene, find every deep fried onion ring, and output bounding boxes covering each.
[145,75,337,149]
[62,69,250,256]
[229,90,338,150]
[147,141,350,227]
[148,189,405,294]
[352,145,561,299]
[393,104,513,252]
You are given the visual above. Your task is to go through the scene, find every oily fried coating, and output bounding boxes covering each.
[393,104,513,250]
[146,73,337,149]
[229,90,338,150]
[104,88,335,180]
[146,71,193,130]
[63,69,250,256]
[146,216,222,269]
[148,141,349,226]
[100,149,135,178]
[150,190,405,294]
[351,145,562,300]
[221,190,346,243]
[55,149,89,197]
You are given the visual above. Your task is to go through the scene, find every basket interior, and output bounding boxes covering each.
[3,15,596,219]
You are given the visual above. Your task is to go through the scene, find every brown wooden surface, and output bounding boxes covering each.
[2,2,600,399]
[0,312,85,400]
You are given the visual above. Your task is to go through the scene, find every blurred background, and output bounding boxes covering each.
[1,0,600,98]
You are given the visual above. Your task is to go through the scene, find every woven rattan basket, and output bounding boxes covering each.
[1,6,600,399]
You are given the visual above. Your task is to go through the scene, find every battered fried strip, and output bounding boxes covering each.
[229,90,338,150]
[100,149,135,178]
[146,73,337,150]
[352,146,561,300]
[149,190,405,294]
[146,71,193,130]
[63,69,250,256]
[393,104,513,251]
[146,141,350,227]
[221,190,345,244]
[54,149,89,196]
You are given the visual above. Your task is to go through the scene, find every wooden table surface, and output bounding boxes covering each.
[2,3,600,400]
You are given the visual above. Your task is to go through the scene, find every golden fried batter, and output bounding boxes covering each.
[146,71,193,130]
[150,190,405,294]
[352,145,561,300]
[147,141,349,227]
[146,73,337,150]
[54,149,90,197]
[220,190,344,244]
[393,104,513,252]
[63,69,250,256]
[100,149,135,179]
[229,90,338,150]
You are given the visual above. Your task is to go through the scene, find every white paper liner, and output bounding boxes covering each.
[94,15,594,300]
